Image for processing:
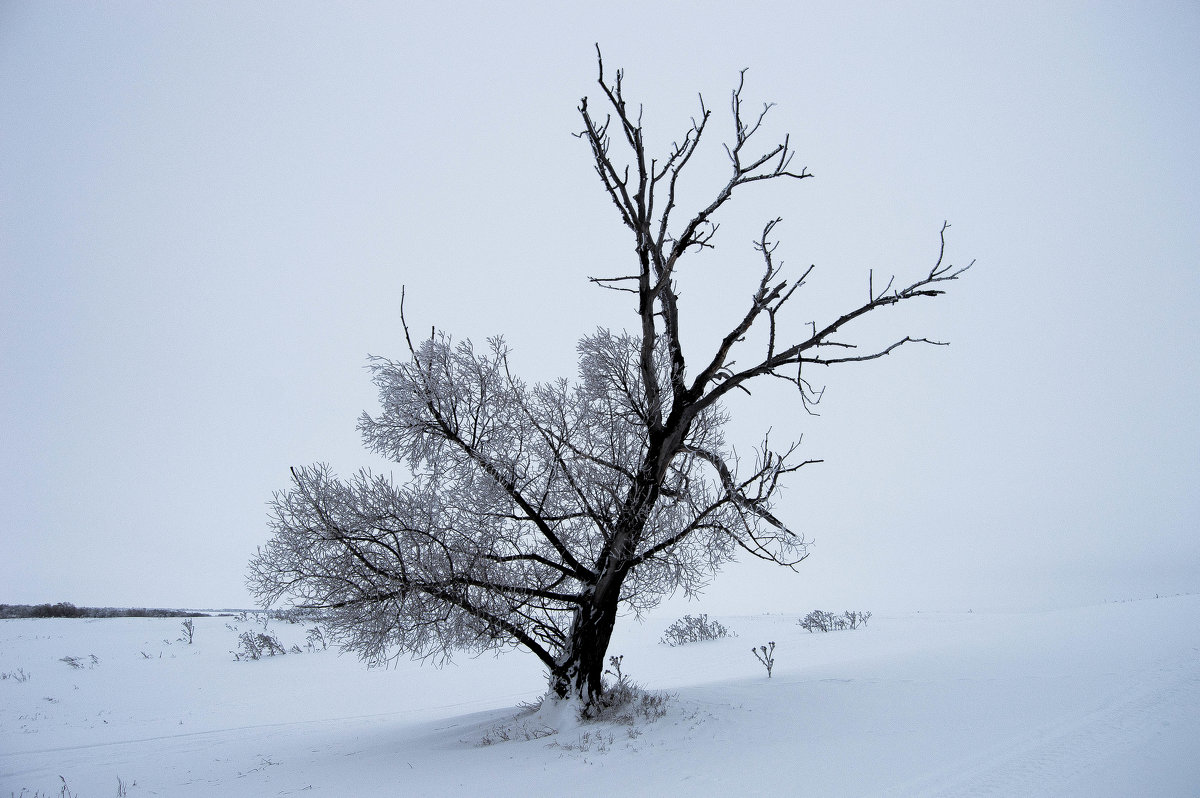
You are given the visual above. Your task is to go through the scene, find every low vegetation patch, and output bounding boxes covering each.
[659,613,734,646]
[799,610,872,633]
[583,656,672,723]
[233,630,287,660]
[1,667,31,682]
[478,716,557,745]
[59,654,100,670]
[478,655,671,748]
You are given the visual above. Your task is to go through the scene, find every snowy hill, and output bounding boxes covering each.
[3,596,1198,796]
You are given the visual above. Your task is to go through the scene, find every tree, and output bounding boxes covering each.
[247,49,970,706]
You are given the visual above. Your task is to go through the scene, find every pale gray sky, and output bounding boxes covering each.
[2,2,1197,613]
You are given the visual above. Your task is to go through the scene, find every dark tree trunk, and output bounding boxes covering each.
[550,468,662,704]
[550,576,624,704]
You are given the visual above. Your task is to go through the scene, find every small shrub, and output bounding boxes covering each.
[844,610,871,629]
[799,609,871,633]
[1,668,31,683]
[605,653,625,682]
[178,618,195,644]
[659,613,733,647]
[305,625,328,650]
[752,641,775,678]
[234,630,286,661]
[799,610,833,632]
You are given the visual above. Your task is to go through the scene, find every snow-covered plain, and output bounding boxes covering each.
[3,595,1198,797]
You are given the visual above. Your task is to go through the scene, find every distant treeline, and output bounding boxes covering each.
[0,602,214,619]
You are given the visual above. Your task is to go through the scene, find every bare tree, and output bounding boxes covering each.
[248,49,970,705]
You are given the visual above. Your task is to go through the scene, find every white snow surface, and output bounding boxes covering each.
[3,595,1198,797]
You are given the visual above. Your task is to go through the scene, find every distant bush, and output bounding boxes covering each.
[10,602,85,618]
[799,609,871,633]
[659,613,733,646]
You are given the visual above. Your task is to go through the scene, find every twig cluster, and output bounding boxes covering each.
[752,641,775,678]
[178,618,195,644]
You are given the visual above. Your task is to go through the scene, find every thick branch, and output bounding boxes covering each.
[692,222,971,416]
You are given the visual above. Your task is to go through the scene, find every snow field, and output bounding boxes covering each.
[2,595,1198,796]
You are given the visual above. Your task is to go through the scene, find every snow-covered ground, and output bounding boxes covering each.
[2,595,1198,797]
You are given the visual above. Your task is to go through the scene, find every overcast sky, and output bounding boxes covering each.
[2,2,1197,615]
